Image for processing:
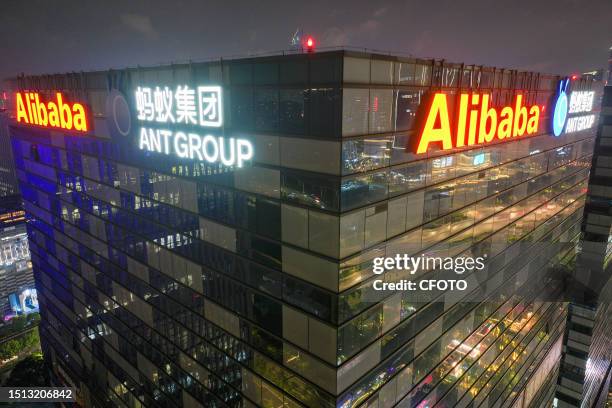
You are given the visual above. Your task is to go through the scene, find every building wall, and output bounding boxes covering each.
[555,86,612,408]
[4,51,598,407]
[0,112,20,197]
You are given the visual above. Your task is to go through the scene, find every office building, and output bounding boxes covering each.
[3,50,599,407]
[555,85,612,408]
[0,112,20,197]
[0,202,34,317]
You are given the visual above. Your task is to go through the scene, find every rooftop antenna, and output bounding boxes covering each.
[291,28,304,49]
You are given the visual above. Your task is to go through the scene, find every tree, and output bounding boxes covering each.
[19,330,40,350]
[10,316,27,332]
[0,340,22,360]
[26,313,41,325]
[4,353,49,387]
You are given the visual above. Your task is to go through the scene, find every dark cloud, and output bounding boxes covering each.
[0,0,610,80]
[120,13,157,39]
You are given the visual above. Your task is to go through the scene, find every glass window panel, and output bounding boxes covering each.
[342,88,369,136]
[369,89,394,133]
[310,87,340,137]
[390,134,419,165]
[280,89,306,134]
[280,59,307,84]
[405,190,425,231]
[281,204,308,248]
[310,56,342,83]
[395,88,424,131]
[229,87,253,129]
[344,57,371,83]
[228,63,252,85]
[253,62,279,85]
[309,211,339,257]
[387,196,407,238]
[389,160,427,196]
[281,171,340,211]
[365,204,387,247]
[341,171,389,211]
[371,60,394,85]
[396,62,416,84]
[414,64,432,86]
[254,89,279,131]
[340,210,365,258]
[342,138,391,175]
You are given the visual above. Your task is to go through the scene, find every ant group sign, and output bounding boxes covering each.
[134,85,253,167]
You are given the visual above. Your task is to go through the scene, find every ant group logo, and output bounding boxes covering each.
[551,77,595,137]
[552,78,569,137]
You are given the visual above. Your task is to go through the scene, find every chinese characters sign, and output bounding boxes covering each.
[134,85,253,167]
[551,79,595,137]
[135,85,222,127]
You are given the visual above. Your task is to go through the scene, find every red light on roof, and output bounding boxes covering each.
[304,36,315,52]
[571,75,578,80]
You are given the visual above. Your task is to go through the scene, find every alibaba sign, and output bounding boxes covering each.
[413,93,541,154]
[16,92,89,132]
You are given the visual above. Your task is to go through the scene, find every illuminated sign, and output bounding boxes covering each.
[552,79,595,136]
[134,85,253,167]
[16,92,89,132]
[414,93,541,154]
[135,85,222,127]
[0,211,25,225]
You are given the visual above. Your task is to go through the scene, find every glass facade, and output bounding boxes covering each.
[4,51,598,407]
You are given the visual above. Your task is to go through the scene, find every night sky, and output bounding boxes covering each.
[1,0,611,81]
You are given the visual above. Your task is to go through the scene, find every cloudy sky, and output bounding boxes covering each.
[1,0,611,80]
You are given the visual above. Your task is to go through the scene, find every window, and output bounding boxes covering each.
[280,59,307,84]
[369,89,394,133]
[310,56,342,84]
[340,210,365,258]
[371,60,394,85]
[254,89,279,131]
[342,88,369,136]
[308,211,339,257]
[228,63,252,85]
[395,89,424,131]
[281,171,340,211]
[343,57,370,83]
[280,89,306,133]
[396,62,415,84]
[342,138,391,174]
[281,138,340,175]
[359,208,385,253]
[229,88,253,129]
[341,171,388,211]
[281,204,308,248]
[253,62,279,85]
[389,160,427,196]
[310,88,340,137]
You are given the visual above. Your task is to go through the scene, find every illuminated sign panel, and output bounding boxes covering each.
[135,85,222,127]
[551,79,595,137]
[134,85,253,167]
[414,93,541,154]
[15,92,89,132]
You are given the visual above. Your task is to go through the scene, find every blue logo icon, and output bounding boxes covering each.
[552,79,569,137]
